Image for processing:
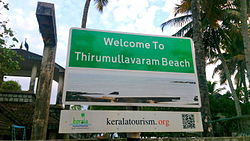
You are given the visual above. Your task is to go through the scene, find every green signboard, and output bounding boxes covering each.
[63,28,201,108]
[68,28,195,73]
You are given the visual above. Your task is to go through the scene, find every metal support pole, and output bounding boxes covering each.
[31,2,57,140]
[127,106,140,141]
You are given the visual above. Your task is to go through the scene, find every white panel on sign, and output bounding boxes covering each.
[59,110,203,133]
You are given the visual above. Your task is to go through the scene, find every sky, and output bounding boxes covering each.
[2,0,217,104]
[5,0,181,67]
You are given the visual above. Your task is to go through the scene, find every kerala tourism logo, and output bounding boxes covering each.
[71,113,91,128]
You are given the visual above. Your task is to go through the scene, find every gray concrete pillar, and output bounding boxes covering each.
[29,64,37,92]
[56,73,64,105]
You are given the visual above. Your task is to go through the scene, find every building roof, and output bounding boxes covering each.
[10,49,65,82]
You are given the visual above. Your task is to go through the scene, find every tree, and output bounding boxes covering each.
[0,48,20,84]
[215,44,242,116]
[0,1,21,85]
[81,0,109,28]
[162,0,217,136]
[161,0,240,36]
[203,27,242,116]
[162,0,244,117]
[191,0,214,136]
[0,80,21,91]
[207,28,248,104]
[240,0,250,88]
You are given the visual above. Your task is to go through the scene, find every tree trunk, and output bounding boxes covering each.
[240,0,250,86]
[81,0,91,28]
[240,65,248,103]
[215,47,242,116]
[191,0,214,137]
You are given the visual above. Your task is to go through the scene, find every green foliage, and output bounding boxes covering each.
[0,1,22,83]
[0,80,21,91]
[209,93,250,136]
[0,1,18,48]
[241,102,250,115]
[209,93,237,118]
[207,81,225,95]
[70,105,83,110]
[0,48,21,75]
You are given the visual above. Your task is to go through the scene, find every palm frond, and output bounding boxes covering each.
[94,0,108,13]
[161,14,192,31]
[212,63,223,78]
[215,87,226,94]
[174,0,191,16]
[173,21,192,36]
